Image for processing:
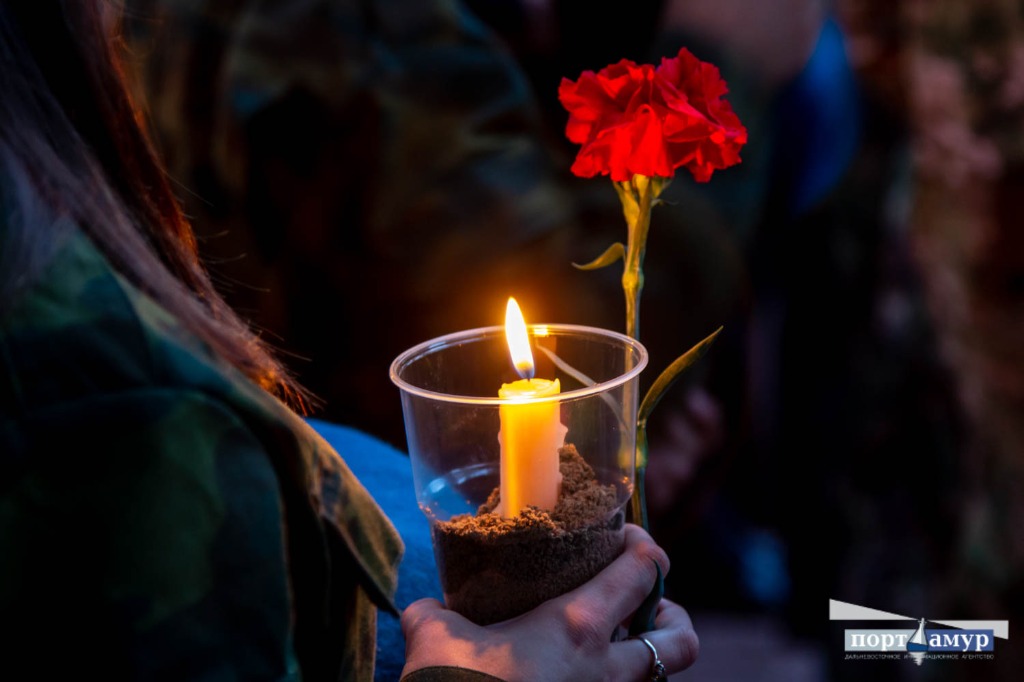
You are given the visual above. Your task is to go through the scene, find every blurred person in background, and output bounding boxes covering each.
[842,0,1024,678]
[662,8,964,680]
[121,0,623,449]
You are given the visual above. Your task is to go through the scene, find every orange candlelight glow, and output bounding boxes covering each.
[497,298,566,517]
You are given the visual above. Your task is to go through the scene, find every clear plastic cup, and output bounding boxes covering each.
[390,323,647,623]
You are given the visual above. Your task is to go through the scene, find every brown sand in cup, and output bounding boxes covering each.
[430,444,626,625]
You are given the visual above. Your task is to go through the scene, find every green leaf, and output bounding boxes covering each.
[572,242,626,271]
[637,326,723,427]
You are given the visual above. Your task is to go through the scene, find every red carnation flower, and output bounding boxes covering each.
[558,48,748,182]
[554,48,740,568]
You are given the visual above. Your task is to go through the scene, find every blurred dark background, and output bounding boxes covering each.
[123,0,1024,679]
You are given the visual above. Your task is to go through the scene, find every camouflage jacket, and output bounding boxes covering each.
[0,215,403,681]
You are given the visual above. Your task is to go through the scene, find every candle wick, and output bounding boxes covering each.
[514,361,535,381]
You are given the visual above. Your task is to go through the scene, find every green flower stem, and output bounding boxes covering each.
[620,175,656,340]
[615,174,672,634]
[618,174,661,529]
[630,414,661,634]
[630,423,650,530]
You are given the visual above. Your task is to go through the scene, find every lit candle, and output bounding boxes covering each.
[497,298,566,517]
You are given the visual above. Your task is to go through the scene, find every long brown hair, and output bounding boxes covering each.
[0,1,309,409]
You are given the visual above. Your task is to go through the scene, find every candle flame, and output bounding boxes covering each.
[505,297,534,379]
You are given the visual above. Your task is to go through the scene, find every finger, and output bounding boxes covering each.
[629,599,699,676]
[557,524,669,629]
[622,523,670,576]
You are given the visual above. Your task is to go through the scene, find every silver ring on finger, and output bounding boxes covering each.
[632,635,667,682]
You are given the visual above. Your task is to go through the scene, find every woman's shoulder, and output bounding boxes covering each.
[0,224,216,410]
